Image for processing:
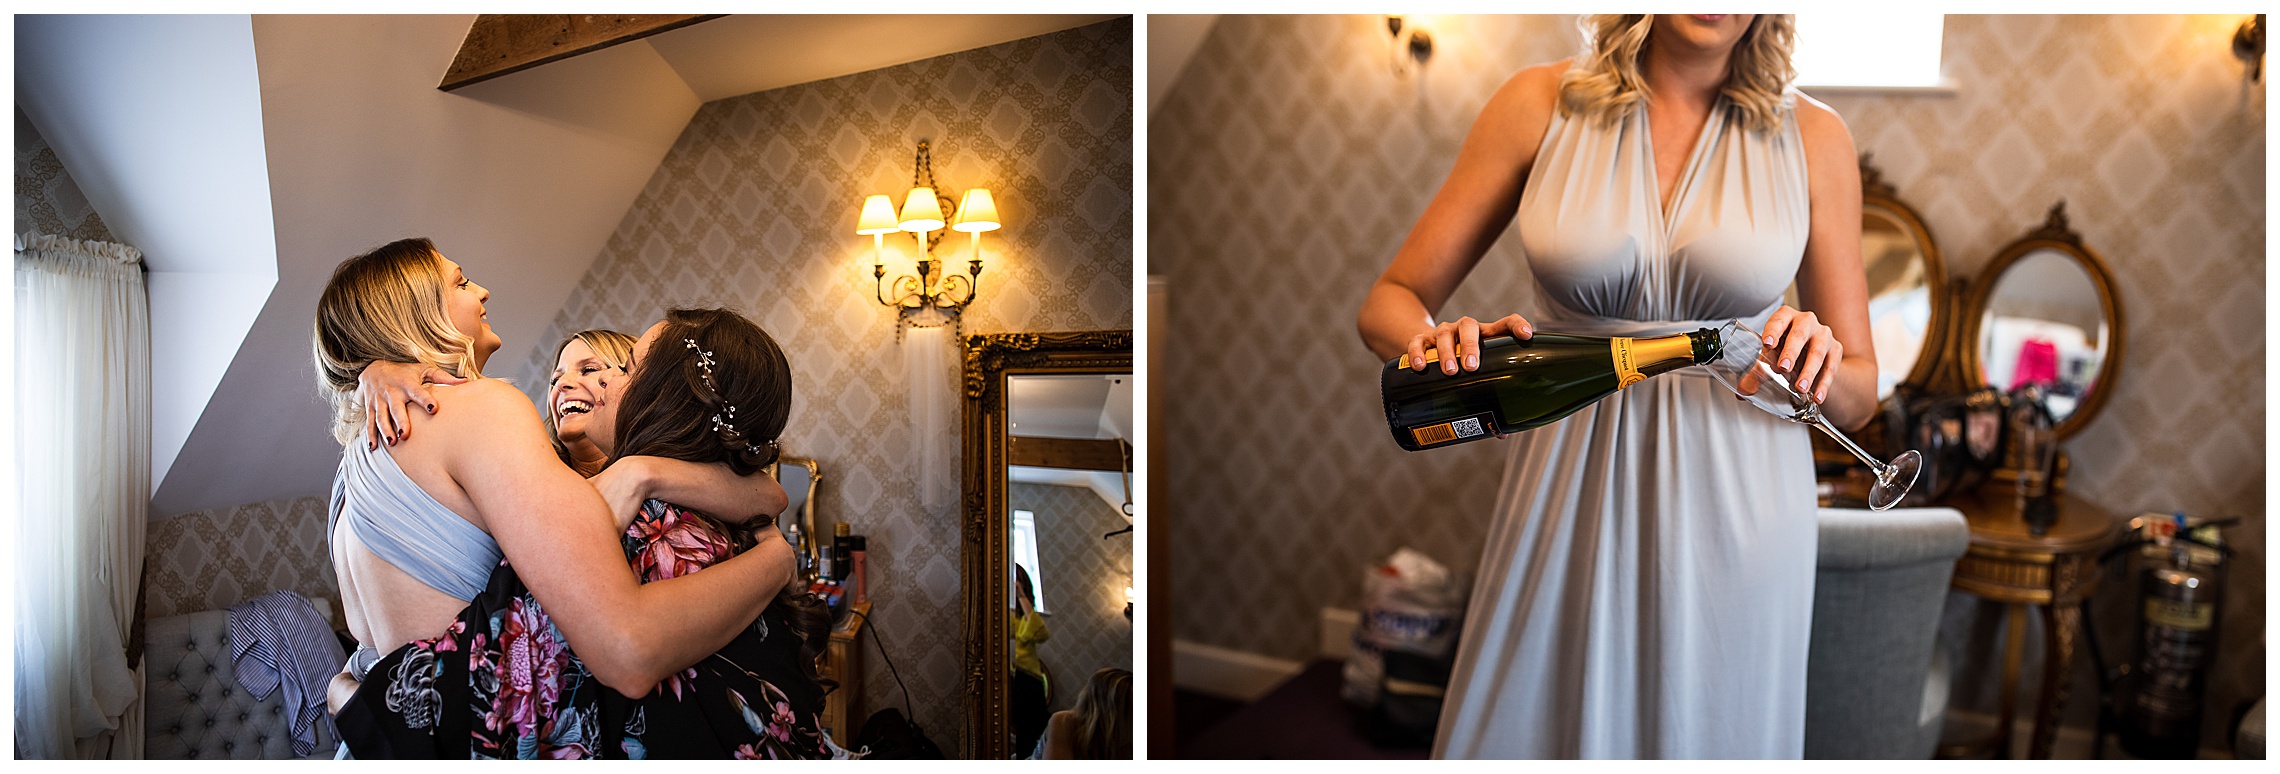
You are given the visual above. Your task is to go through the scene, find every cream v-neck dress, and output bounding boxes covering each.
[1432,93,1820,760]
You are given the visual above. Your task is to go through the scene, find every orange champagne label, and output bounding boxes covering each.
[1409,415,1488,447]
[1411,423,1459,446]
[1611,337,1644,389]
[1399,348,1440,370]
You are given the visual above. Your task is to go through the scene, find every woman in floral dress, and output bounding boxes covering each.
[337,308,841,759]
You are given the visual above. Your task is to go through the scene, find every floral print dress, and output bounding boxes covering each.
[335,501,839,759]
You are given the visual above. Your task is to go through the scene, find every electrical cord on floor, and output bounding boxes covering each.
[846,607,916,723]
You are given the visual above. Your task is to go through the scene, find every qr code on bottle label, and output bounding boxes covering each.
[1452,418,1485,438]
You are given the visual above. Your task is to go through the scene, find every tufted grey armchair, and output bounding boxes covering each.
[1804,506,1970,760]
[143,607,338,759]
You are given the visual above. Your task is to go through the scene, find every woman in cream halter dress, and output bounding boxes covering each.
[1359,15,1878,759]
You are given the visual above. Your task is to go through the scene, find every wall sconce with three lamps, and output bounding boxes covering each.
[857,140,1000,329]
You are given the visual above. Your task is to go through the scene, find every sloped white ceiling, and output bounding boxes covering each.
[1147,14,1219,112]
[647,14,1119,101]
[16,15,278,499]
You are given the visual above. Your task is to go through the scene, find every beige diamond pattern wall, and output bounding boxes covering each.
[507,19,1134,748]
[1154,14,2262,748]
[143,497,338,622]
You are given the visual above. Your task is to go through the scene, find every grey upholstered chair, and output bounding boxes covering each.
[143,605,338,759]
[1804,506,1970,759]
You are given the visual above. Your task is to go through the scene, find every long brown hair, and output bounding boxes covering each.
[606,308,831,687]
[609,308,788,476]
[1070,667,1133,759]
[312,237,484,445]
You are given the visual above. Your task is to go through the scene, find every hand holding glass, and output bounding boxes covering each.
[1701,319,1921,510]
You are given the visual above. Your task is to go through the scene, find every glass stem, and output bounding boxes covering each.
[1810,415,1889,476]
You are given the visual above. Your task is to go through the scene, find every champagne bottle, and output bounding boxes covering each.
[1381,329,1722,451]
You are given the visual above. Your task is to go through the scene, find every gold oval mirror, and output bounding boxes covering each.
[1961,202,2124,439]
[1859,155,1948,401]
[1782,155,1949,403]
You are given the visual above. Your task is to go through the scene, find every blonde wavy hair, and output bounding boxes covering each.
[544,328,636,468]
[1559,14,1797,134]
[312,237,486,445]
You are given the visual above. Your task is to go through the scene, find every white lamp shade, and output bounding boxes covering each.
[952,188,1002,233]
[898,187,946,232]
[856,194,900,235]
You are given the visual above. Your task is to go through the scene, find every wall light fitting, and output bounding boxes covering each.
[859,140,1000,329]
[2235,14,2265,82]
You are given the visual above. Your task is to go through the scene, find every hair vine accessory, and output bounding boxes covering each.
[685,338,774,458]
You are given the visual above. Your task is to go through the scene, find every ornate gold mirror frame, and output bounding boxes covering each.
[1860,153,1951,395]
[764,455,823,574]
[1955,201,2125,441]
[960,330,1132,760]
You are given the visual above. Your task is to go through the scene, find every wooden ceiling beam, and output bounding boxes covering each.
[1008,436,1126,472]
[439,14,721,91]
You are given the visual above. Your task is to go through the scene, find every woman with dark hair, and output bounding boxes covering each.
[1357,14,1874,758]
[332,303,841,758]
[1040,667,1131,760]
[1009,564,1052,757]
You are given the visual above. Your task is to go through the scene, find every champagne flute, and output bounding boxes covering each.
[1700,319,1921,510]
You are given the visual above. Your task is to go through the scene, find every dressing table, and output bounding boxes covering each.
[821,600,870,742]
[766,455,869,742]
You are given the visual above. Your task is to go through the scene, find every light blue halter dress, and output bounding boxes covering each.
[1432,93,1819,760]
[327,436,503,682]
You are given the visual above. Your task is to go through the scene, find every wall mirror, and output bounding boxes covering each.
[1961,201,2124,440]
[1859,154,1949,401]
[766,455,823,577]
[961,331,1133,760]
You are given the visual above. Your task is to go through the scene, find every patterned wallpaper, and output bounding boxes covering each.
[1155,11,1580,662]
[15,106,116,242]
[144,496,339,622]
[1154,14,2264,748]
[1011,482,1135,713]
[505,19,1134,749]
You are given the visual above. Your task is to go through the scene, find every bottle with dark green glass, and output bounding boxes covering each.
[1380,328,1722,451]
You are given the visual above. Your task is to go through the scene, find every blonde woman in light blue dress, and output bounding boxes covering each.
[1357,14,1879,759]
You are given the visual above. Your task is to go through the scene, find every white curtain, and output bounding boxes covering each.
[14,231,150,759]
[903,325,958,514]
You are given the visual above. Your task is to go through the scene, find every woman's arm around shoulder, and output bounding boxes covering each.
[424,379,795,696]
[590,457,788,530]
[1357,60,1567,363]
[1785,94,1880,431]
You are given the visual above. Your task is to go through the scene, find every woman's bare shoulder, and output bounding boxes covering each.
[1790,91,1859,179]
[421,378,544,434]
[1488,59,1572,118]
[1791,91,1853,145]
[430,377,528,404]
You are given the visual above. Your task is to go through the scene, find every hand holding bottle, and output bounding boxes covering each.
[1404,313,1535,375]
[1381,327,1722,451]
